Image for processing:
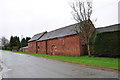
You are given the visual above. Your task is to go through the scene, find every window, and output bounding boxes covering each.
[38,46,40,49]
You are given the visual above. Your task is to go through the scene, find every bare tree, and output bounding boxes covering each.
[70,0,95,56]
[0,37,9,47]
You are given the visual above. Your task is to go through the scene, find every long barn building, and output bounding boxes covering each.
[28,23,88,56]
[27,23,119,56]
[37,23,86,56]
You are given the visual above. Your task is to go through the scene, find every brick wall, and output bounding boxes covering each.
[20,48,28,52]
[47,35,82,56]
[30,35,85,56]
[28,41,37,53]
[37,41,47,54]
[46,35,84,56]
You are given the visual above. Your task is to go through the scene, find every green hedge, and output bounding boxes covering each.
[93,31,120,58]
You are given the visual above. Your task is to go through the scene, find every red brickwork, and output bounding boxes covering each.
[28,41,37,53]
[37,41,47,54]
[47,35,83,56]
[20,48,28,52]
[37,35,85,56]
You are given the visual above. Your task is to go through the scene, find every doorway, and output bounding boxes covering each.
[51,45,57,55]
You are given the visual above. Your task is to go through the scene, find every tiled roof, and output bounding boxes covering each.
[37,23,120,41]
[38,23,80,41]
[96,24,120,33]
[28,31,47,42]
[21,46,28,49]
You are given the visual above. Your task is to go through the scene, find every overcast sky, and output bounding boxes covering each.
[0,0,119,40]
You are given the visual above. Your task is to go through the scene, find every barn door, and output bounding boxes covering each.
[51,45,57,55]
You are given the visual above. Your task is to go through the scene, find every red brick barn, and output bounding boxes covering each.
[37,24,86,56]
[28,32,47,53]
[20,46,28,52]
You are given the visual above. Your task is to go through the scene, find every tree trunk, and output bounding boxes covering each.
[87,44,91,56]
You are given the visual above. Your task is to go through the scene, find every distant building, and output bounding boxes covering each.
[20,46,28,52]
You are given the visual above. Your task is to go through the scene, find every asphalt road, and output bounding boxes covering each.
[0,50,118,78]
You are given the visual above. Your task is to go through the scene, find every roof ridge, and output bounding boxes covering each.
[47,23,79,33]
[28,31,47,42]
[34,31,47,35]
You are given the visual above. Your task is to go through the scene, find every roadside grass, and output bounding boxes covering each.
[10,51,119,70]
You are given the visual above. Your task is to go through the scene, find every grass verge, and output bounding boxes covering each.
[10,51,119,70]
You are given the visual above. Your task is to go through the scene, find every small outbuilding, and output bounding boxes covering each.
[20,46,28,52]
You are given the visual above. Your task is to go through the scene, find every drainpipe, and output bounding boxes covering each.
[46,40,48,54]
[79,36,82,56]
[36,41,38,53]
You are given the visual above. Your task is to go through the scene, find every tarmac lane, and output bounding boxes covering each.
[0,50,3,80]
[0,50,118,78]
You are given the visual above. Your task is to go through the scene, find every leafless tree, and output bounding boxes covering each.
[0,37,9,47]
[70,0,95,56]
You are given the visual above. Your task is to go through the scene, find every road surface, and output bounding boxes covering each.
[0,50,118,78]
[0,50,3,80]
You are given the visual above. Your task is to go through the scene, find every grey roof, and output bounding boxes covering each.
[21,46,28,49]
[96,24,120,33]
[38,23,80,41]
[28,31,47,42]
[37,23,120,41]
